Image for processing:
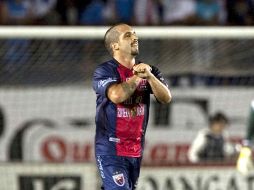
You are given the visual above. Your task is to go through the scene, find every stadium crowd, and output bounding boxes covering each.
[0,0,254,26]
[0,0,254,87]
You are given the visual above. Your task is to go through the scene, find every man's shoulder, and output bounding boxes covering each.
[94,59,118,75]
[97,59,117,69]
[197,128,210,136]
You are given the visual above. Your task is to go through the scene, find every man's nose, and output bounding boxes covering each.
[132,37,138,43]
[132,34,138,40]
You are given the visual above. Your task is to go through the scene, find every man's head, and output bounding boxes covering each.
[104,23,139,57]
[209,112,229,135]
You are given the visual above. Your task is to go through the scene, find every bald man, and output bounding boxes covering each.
[92,23,172,189]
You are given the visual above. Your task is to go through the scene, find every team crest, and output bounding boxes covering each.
[112,173,125,186]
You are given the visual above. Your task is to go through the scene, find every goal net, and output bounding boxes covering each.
[0,26,254,189]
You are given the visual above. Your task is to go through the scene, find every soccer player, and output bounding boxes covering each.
[237,100,254,175]
[92,23,172,189]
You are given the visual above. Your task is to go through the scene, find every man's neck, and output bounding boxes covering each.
[113,55,136,69]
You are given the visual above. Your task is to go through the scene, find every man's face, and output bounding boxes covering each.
[116,25,139,56]
[211,121,227,135]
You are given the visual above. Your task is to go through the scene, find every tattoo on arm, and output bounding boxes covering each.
[121,82,136,98]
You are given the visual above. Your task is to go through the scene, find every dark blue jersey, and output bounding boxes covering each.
[92,59,169,157]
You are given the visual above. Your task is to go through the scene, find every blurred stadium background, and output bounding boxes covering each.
[0,0,254,190]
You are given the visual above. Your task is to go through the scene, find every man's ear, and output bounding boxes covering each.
[112,42,119,51]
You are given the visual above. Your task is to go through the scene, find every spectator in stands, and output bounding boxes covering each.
[134,0,162,25]
[115,0,135,24]
[188,112,237,163]
[226,0,254,25]
[103,0,135,25]
[0,1,7,24]
[77,0,107,25]
[29,0,58,25]
[55,0,78,25]
[0,0,34,25]
[162,0,196,25]
[192,0,221,25]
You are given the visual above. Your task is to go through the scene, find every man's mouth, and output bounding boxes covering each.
[132,40,138,46]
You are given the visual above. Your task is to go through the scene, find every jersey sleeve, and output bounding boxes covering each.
[151,66,168,87]
[92,64,119,98]
[149,65,169,93]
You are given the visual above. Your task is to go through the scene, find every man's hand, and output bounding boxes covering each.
[133,63,152,79]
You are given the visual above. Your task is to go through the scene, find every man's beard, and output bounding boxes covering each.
[131,49,139,56]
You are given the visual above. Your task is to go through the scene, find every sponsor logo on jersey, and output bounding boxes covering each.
[109,137,120,143]
[97,156,105,179]
[138,79,148,90]
[112,173,125,186]
[98,78,117,87]
[126,78,147,91]
[123,96,143,105]
[117,106,144,118]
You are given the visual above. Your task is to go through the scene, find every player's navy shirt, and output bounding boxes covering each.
[92,59,168,157]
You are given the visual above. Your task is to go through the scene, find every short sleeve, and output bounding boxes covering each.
[92,64,119,98]
[151,65,169,88]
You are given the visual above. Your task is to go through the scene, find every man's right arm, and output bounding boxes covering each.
[188,131,206,163]
[107,75,142,104]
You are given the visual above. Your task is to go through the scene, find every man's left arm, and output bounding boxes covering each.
[133,63,172,104]
[147,74,171,104]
